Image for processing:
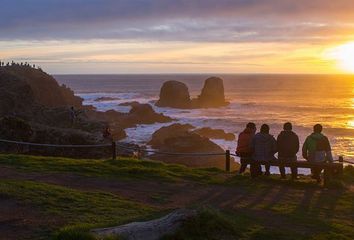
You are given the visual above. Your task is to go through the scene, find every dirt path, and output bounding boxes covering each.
[0,166,211,208]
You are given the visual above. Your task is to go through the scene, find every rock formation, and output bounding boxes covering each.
[148,123,194,148]
[0,69,35,117]
[0,65,116,157]
[155,80,191,108]
[193,77,228,108]
[192,127,235,141]
[95,97,120,102]
[155,77,229,109]
[118,101,140,107]
[1,65,83,108]
[149,124,233,169]
[92,209,196,240]
[87,103,173,129]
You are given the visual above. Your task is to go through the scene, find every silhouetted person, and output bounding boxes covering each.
[69,106,76,125]
[251,124,277,177]
[302,124,333,183]
[277,122,299,179]
[102,125,112,141]
[236,122,256,174]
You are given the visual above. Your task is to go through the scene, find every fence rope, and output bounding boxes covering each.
[115,142,225,156]
[0,139,111,148]
[0,138,353,163]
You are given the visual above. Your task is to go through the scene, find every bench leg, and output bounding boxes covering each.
[323,167,332,187]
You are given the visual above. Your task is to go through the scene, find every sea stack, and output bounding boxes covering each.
[156,77,229,109]
[156,80,191,108]
[195,77,228,108]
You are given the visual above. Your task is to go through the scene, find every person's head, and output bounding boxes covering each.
[283,122,292,131]
[260,124,270,134]
[246,122,256,132]
[313,124,323,133]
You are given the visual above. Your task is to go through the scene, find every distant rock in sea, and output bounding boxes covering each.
[87,103,173,129]
[155,80,191,108]
[155,77,229,109]
[118,101,140,107]
[193,77,229,108]
[94,97,121,102]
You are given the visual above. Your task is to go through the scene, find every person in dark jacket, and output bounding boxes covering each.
[251,124,277,177]
[302,124,333,183]
[236,122,256,174]
[277,122,299,179]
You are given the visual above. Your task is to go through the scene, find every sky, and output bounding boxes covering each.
[1,0,354,74]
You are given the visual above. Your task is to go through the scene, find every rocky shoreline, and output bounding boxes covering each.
[0,64,234,168]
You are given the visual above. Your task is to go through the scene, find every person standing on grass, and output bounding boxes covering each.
[236,122,257,174]
[302,124,333,183]
[277,122,299,180]
[251,124,277,177]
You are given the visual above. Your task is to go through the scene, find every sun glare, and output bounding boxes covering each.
[326,42,354,73]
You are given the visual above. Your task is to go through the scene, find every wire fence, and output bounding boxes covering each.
[0,138,353,167]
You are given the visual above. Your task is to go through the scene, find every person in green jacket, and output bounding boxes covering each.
[302,124,333,183]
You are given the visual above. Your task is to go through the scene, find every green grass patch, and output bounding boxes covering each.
[163,206,354,240]
[0,179,156,239]
[162,207,305,240]
[0,154,223,183]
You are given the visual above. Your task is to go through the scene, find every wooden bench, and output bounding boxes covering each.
[225,150,344,186]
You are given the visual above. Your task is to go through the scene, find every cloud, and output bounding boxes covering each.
[1,0,354,42]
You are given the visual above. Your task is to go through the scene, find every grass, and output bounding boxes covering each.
[0,180,155,239]
[163,207,354,240]
[0,154,353,239]
[0,154,224,183]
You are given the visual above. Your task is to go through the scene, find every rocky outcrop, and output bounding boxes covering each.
[87,103,173,129]
[92,209,196,240]
[118,101,140,107]
[128,104,172,124]
[1,65,83,108]
[95,97,121,102]
[193,77,228,108]
[0,70,35,117]
[192,127,235,141]
[149,124,231,169]
[155,77,229,109]
[155,81,191,108]
[0,65,121,158]
[148,123,194,148]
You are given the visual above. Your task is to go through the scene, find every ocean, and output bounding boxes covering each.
[55,74,354,166]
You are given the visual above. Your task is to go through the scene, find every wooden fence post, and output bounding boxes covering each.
[112,141,116,160]
[225,150,230,172]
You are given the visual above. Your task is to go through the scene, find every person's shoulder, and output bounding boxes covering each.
[291,131,299,138]
[322,135,330,141]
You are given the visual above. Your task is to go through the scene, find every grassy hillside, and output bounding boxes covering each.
[0,154,353,240]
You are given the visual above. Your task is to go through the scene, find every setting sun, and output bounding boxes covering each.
[326,42,354,73]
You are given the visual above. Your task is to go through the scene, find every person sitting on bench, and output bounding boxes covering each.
[236,122,257,174]
[277,122,299,180]
[251,124,277,177]
[302,124,333,183]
